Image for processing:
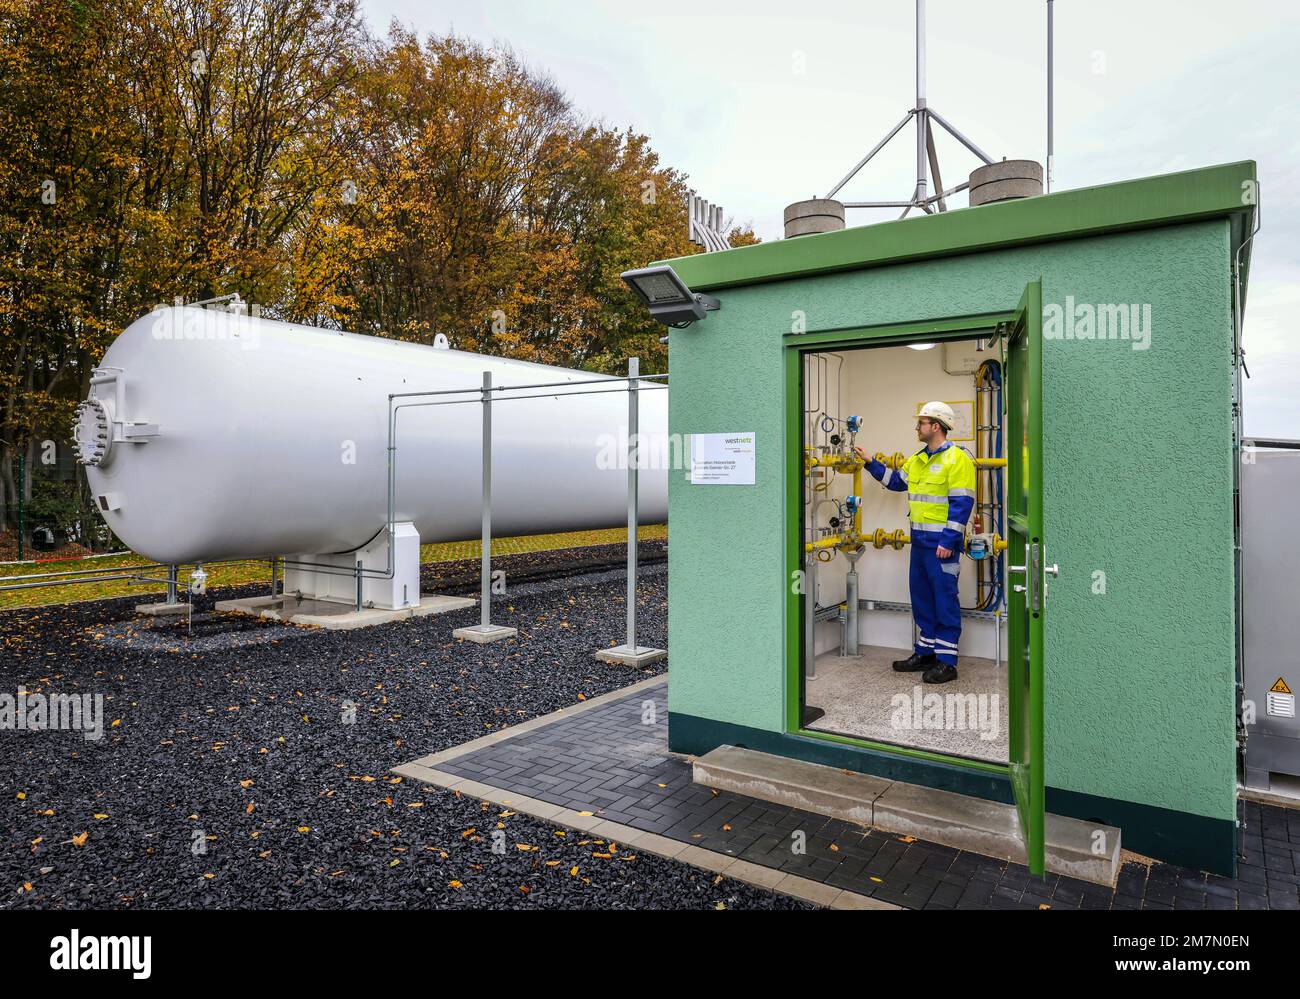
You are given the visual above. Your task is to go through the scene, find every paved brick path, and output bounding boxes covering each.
[437,679,1300,910]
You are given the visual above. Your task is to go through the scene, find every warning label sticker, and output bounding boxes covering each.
[1268,677,1295,718]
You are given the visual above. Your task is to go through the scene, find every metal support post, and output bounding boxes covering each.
[453,370,517,644]
[594,358,666,666]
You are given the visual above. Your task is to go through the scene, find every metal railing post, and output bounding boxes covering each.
[594,357,666,667]
[481,369,492,629]
[627,356,639,651]
[452,370,517,644]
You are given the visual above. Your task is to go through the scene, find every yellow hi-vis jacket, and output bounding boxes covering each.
[868,441,976,550]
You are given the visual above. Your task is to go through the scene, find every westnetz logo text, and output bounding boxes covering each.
[50,931,151,979]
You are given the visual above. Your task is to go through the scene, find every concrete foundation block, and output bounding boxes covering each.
[217,593,474,631]
[453,623,518,644]
[594,644,668,667]
[135,601,190,617]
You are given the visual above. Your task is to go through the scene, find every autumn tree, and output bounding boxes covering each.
[0,2,756,538]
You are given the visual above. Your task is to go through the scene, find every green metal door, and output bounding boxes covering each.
[1005,280,1048,877]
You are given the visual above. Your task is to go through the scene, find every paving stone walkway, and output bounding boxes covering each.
[434,679,1300,910]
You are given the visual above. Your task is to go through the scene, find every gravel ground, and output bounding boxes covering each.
[0,541,811,910]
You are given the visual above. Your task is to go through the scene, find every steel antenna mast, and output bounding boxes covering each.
[826,0,997,218]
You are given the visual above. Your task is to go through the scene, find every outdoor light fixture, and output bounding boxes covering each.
[620,265,720,328]
[908,342,938,350]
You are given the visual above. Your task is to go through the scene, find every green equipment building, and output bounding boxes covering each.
[657,161,1259,877]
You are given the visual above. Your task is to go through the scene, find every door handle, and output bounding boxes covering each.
[1030,542,1042,613]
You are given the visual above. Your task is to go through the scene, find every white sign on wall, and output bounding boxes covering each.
[689,432,756,485]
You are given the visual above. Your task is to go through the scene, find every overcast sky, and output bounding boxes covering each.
[360,0,1297,435]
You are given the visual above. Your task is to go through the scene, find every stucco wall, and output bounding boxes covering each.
[667,220,1236,822]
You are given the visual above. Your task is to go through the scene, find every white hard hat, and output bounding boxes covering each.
[917,401,956,430]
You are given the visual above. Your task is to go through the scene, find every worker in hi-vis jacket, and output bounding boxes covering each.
[854,402,975,684]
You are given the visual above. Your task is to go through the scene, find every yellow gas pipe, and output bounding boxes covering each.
[806,528,1009,556]
[805,450,1007,555]
[871,450,1005,470]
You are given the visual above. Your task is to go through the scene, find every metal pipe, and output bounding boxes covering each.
[355,559,363,612]
[0,573,141,592]
[0,561,173,582]
[839,200,919,209]
[1047,0,1054,193]
[915,0,926,107]
[995,609,1002,665]
[806,554,818,681]
[480,369,492,629]
[626,357,639,652]
[0,557,273,591]
[826,112,915,199]
[921,180,970,205]
[390,373,667,401]
[845,562,860,656]
[852,595,1006,623]
[927,107,995,165]
[915,0,928,203]
[166,564,178,603]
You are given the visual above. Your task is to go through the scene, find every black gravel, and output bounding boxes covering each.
[0,541,811,909]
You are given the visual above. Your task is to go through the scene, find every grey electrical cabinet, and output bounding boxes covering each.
[1242,448,1300,790]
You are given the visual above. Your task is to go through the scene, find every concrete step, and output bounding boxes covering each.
[693,745,1121,887]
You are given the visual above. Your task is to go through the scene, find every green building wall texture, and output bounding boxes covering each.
[665,219,1237,872]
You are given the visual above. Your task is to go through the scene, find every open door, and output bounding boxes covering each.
[1005,280,1048,877]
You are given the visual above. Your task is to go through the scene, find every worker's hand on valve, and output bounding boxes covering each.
[936,546,953,558]
[852,445,868,462]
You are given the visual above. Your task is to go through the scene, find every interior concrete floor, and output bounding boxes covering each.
[805,645,1009,764]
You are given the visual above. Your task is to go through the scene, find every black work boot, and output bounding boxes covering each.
[922,662,959,684]
[893,651,939,672]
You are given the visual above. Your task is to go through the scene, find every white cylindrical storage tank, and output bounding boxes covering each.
[75,307,668,565]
